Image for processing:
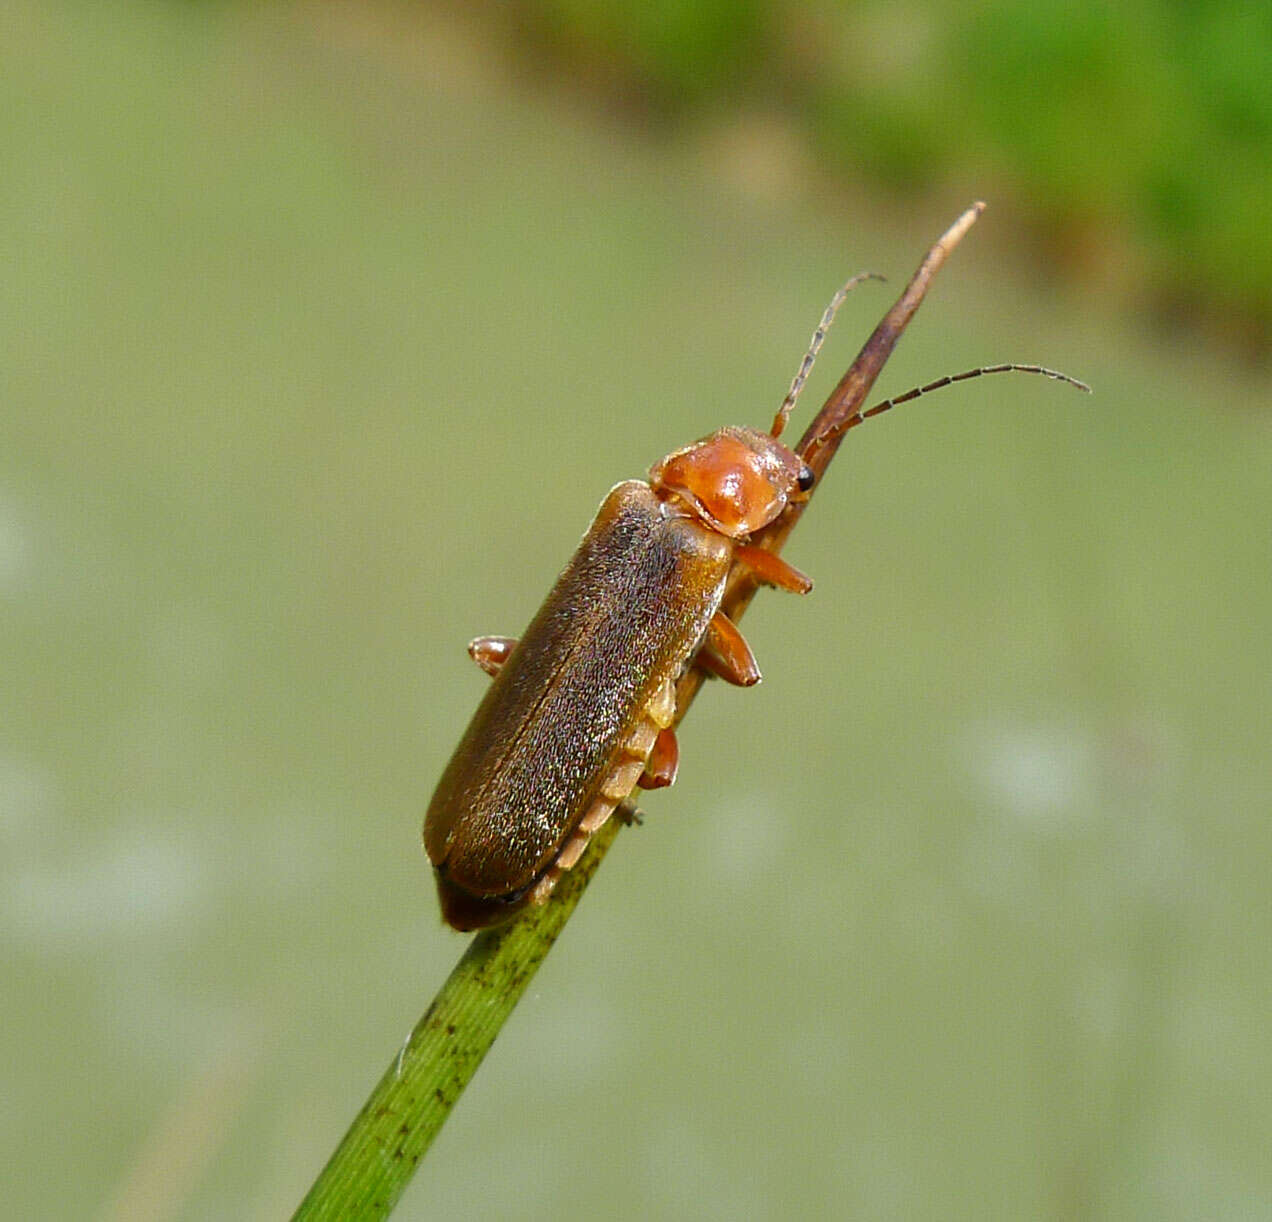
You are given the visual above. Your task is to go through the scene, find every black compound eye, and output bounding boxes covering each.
[796,465,816,492]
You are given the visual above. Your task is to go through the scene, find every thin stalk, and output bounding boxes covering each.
[292,203,986,1220]
[293,818,620,1220]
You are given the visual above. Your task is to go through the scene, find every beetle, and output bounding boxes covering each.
[424,278,1088,930]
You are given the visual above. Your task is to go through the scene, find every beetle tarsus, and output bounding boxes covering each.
[467,635,518,677]
[616,799,644,827]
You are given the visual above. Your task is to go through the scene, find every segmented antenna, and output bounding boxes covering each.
[803,364,1091,459]
[770,271,885,439]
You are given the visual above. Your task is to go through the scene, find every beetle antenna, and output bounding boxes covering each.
[771,271,885,439]
[803,364,1091,459]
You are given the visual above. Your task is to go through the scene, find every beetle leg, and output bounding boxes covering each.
[616,797,645,826]
[733,545,813,594]
[701,610,762,686]
[639,727,679,789]
[467,635,518,677]
[694,649,732,683]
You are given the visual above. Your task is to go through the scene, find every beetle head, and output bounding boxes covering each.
[649,426,814,539]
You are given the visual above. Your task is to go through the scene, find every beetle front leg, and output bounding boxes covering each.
[700,610,761,686]
[467,635,517,677]
[733,545,812,594]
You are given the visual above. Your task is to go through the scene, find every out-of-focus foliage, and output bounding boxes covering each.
[495,0,1272,356]
[527,0,769,102]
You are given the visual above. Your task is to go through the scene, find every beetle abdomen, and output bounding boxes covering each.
[525,671,678,906]
[424,480,731,928]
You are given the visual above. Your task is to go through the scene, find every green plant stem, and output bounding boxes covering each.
[292,203,984,1220]
[293,818,620,1220]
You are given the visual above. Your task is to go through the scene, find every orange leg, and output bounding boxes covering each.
[733,545,812,594]
[467,635,517,677]
[701,610,761,687]
[696,649,736,684]
[639,727,679,789]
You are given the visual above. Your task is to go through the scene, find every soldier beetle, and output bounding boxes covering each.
[424,249,1089,932]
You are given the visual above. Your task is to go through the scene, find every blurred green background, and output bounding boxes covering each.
[3,2,1269,1218]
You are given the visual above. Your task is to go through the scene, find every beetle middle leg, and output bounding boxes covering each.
[467,635,517,677]
[700,610,761,686]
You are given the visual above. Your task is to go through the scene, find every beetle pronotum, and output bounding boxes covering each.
[424,257,1089,932]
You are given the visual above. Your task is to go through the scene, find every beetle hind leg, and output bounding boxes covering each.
[639,727,679,789]
[636,677,679,788]
[467,635,517,677]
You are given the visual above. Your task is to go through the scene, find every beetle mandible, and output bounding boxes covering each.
[424,277,1088,930]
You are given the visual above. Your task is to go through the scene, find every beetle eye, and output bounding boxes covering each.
[796,465,815,492]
